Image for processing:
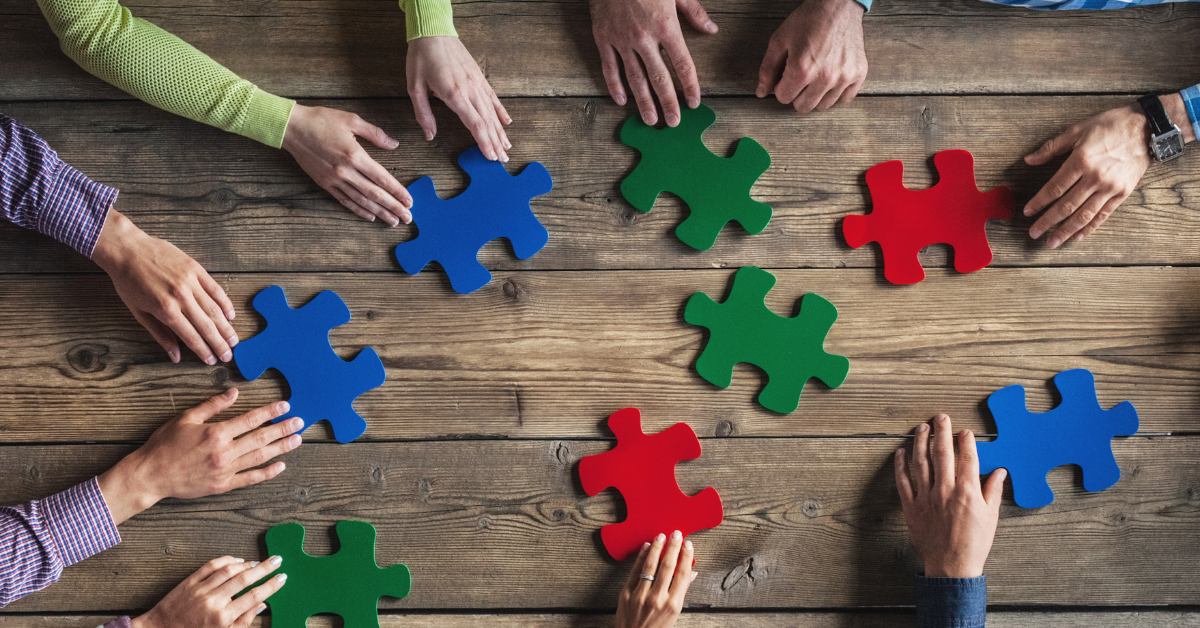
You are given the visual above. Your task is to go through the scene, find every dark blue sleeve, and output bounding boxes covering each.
[915,575,987,628]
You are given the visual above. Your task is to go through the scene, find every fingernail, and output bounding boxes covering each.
[226,310,236,321]
[504,137,512,149]
[250,561,259,567]
[169,349,180,363]
[655,533,666,543]
[1049,237,1061,249]
[917,424,928,432]
[235,558,245,563]
[685,540,693,550]
[641,542,651,551]
[205,355,217,366]
[388,217,400,227]
[687,97,699,108]
[896,448,905,456]
[615,95,626,105]
[279,401,291,413]
[388,138,399,149]
[271,555,282,566]
[425,130,434,141]
[667,114,680,126]
[706,20,717,31]
[227,334,239,347]
[277,462,287,472]
[691,572,699,581]
[221,350,232,362]
[671,530,682,541]
[288,434,302,449]
[1023,205,1033,216]
[257,604,267,615]
[288,417,303,431]
[276,573,287,582]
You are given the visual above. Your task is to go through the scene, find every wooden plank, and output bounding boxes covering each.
[7,612,1200,627]
[1,268,1196,442]
[3,96,1200,274]
[3,436,1199,611]
[1,0,1198,100]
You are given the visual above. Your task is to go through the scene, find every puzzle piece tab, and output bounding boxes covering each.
[843,149,1014,284]
[579,408,723,561]
[395,145,553,294]
[620,104,772,250]
[234,286,385,443]
[977,369,1139,508]
[255,521,410,628]
[684,267,849,414]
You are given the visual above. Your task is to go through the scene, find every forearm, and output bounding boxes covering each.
[0,115,115,257]
[914,575,987,628]
[0,479,121,608]
[1165,88,1198,144]
[399,0,457,40]
[36,0,294,147]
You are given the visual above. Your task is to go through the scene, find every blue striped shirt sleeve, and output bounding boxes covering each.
[1181,84,1200,143]
[0,115,116,258]
[0,477,121,608]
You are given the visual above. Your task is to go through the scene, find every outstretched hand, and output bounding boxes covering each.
[406,36,511,163]
[132,556,286,628]
[757,0,867,114]
[590,0,718,126]
[895,414,1006,578]
[93,209,237,365]
[283,104,413,226]
[616,531,697,628]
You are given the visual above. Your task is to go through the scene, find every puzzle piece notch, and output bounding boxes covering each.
[395,145,553,294]
[234,286,386,443]
[620,104,773,250]
[579,408,723,561]
[254,521,410,628]
[684,266,849,413]
[843,149,1015,284]
[977,369,1139,509]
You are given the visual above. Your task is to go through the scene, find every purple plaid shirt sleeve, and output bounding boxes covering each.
[0,477,121,608]
[0,114,116,258]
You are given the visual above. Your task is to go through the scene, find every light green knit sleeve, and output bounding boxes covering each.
[399,0,457,41]
[36,0,295,148]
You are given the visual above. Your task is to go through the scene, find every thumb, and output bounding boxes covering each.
[351,116,399,150]
[186,388,239,423]
[757,40,787,98]
[1025,127,1080,165]
[676,0,717,34]
[133,310,181,363]
[409,85,438,142]
[983,468,1007,508]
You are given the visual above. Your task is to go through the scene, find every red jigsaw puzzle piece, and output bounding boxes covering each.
[579,408,723,561]
[843,149,1015,284]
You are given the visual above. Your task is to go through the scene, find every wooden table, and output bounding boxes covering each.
[2,0,1200,625]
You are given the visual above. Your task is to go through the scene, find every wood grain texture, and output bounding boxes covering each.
[3,96,1200,274]
[0,268,1195,442]
[3,436,1198,611]
[2,0,1198,100]
[9,612,1200,627]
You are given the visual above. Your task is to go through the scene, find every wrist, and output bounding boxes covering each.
[923,563,983,579]
[97,450,162,525]
[281,104,311,154]
[91,210,143,275]
[129,614,155,628]
[1161,92,1197,143]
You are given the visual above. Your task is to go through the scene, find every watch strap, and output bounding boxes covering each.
[1138,94,1173,136]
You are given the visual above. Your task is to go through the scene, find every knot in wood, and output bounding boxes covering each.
[66,343,111,376]
[554,442,572,466]
[618,207,641,227]
[720,557,759,591]
[801,499,820,519]
[210,367,231,387]
[916,106,935,132]
[714,420,737,437]
[502,278,529,302]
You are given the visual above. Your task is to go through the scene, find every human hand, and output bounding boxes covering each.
[590,0,718,126]
[406,36,511,163]
[92,209,237,365]
[97,388,300,524]
[131,555,286,628]
[615,531,697,628]
[895,414,1006,578]
[757,0,867,113]
[283,104,412,226]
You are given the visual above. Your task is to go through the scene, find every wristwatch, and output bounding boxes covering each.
[1137,94,1185,162]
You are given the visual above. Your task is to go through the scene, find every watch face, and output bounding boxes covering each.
[1152,128,1185,161]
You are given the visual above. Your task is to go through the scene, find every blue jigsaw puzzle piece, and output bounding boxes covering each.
[976,369,1138,508]
[395,145,553,294]
[234,286,386,444]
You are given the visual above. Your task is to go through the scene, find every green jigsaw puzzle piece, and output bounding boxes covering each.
[684,266,849,413]
[619,104,772,250]
[255,521,410,628]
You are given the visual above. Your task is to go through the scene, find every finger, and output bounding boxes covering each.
[792,79,834,114]
[489,87,513,126]
[661,35,700,109]
[651,530,683,595]
[344,170,406,226]
[1024,126,1082,167]
[350,116,399,151]
[232,415,305,459]
[676,0,718,34]
[912,422,932,495]
[775,65,809,106]
[183,388,239,424]
[446,93,499,161]
[1050,187,1110,248]
[600,45,628,106]
[190,556,244,584]
[620,49,658,125]
[192,288,237,358]
[839,78,864,104]
[132,310,180,363]
[195,270,236,324]
[756,41,787,99]
[161,307,215,365]
[637,47,681,127]
[1029,176,1091,241]
[229,461,287,491]
[1024,158,1084,218]
[232,604,267,628]
[816,82,850,112]
[224,400,292,438]
[182,296,232,364]
[330,184,378,223]
[956,429,982,488]
[230,570,285,616]
[983,468,1008,508]
[233,429,301,472]
[894,448,915,507]
[359,157,413,221]
[409,85,438,141]
[932,414,956,493]
[623,541,652,590]
[641,532,667,579]
[200,559,254,591]
[470,90,508,162]
[667,539,695,604]
[1074,192,1128,242]
[214,554,283,600]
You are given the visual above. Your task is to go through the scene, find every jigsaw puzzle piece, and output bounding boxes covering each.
[756,293,850,414]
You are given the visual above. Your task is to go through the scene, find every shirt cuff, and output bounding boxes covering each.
[401,0,457,40]
[40,161,116,259]
[1180,84,1200,144]
[239,88,296,149]
[915,574,987,628]
[853,0,873,11]
[100,617,133,628]
[41,478,121,568]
